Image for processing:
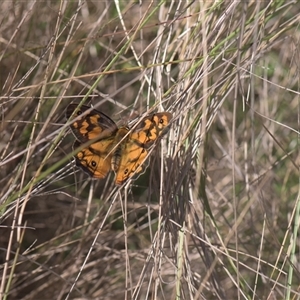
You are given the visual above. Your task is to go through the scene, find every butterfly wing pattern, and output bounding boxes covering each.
[66,104,172,185]
[66,104,118,179]
[66,104,118,142]
[114,113,173,185]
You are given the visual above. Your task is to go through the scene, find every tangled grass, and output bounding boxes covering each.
[1,1,300,299]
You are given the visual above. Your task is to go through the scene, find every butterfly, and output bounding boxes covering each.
[66,104,172,185]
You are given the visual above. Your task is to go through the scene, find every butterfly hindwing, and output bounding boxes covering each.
[114,140,148,185]
[73,138,115,179]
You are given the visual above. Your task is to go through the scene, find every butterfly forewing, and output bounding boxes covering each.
[130,112,173,147]
[66,104,118,143]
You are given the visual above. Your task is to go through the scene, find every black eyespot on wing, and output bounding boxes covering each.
[91,161,97,167]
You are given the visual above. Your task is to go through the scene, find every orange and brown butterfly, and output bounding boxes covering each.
[66,104,173,185]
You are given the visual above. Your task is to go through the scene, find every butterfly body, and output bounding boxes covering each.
[66,104,172,185]
[111,127,129,172]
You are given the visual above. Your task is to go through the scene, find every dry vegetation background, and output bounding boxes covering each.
[1,1,300,299]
